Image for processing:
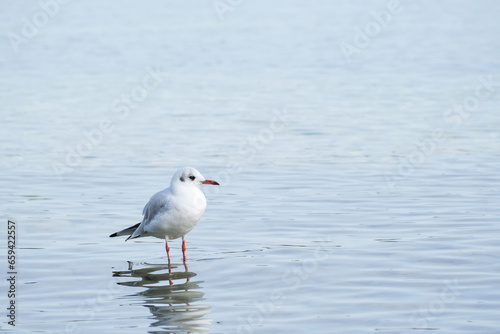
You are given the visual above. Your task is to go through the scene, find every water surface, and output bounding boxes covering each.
[1,1,499,333]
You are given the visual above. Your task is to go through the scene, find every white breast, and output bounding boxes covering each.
[146,188,207,239]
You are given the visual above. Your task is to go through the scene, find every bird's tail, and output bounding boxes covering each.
[109,222,140,239]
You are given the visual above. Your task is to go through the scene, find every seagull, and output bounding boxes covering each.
[110,166,219,262]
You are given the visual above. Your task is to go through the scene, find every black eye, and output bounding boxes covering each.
[189,175,195,181]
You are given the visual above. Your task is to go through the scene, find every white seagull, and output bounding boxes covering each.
[110,166,219,262]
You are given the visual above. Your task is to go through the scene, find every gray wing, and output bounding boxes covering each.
[128,189,171,240]
[142,189,171,225]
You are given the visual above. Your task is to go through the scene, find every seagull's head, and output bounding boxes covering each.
[171,166,220,189]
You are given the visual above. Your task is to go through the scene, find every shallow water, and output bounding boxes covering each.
[1,1,500,333]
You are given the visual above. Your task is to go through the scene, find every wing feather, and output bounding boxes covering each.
[111,188,172,240]
[142,189,171,226]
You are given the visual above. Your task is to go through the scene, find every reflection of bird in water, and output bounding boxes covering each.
[110,166,219,262]
[113,261,211,333]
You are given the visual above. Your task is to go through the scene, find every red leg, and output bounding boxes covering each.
[182,236,187,262]
[165,238,171,263]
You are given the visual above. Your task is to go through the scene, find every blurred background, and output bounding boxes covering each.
[1,1,499,333]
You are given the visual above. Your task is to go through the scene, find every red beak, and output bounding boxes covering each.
[202,179,220,185]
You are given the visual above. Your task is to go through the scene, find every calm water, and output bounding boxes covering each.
[1,1,500,333]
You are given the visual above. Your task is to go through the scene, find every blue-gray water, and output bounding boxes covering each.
[1,1,500,333]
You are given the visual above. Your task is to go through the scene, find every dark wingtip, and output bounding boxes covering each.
[109,233,118,238]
